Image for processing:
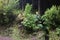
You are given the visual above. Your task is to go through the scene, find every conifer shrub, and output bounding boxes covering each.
[0,0,19,25]
[41,6,60,30]
[21,4,43,32]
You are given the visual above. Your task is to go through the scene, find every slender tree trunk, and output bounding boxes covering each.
[32,0,34,13]
[22,0,26,11]
[38,0,40,14]
[21,0,24,11]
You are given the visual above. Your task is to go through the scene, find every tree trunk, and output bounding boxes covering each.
[38,0,40,14]
[21,0,26,11]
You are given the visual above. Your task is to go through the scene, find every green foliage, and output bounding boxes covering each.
[22,4,42,32]
[12,9,21,15]
[0,0,19,11]
[24,3,32,17]
[11,25,20,40]
[49,31,59,40]
[56,27,60,36]
[0,0,19,25]
[41,6,60,30]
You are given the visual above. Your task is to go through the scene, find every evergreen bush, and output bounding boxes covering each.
[0,0,19,25]
[22,4,43,32]
[41,6,60,30]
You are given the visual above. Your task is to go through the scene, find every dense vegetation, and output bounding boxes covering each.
[42,6,60,30]
[22,4,42,32]
[0,0,60,40]
[0,0,20,25]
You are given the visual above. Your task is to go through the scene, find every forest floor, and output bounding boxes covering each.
[0,36,12,40]
[0,24,60,40]
[0,24,45,40]
[0,28,60,40]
